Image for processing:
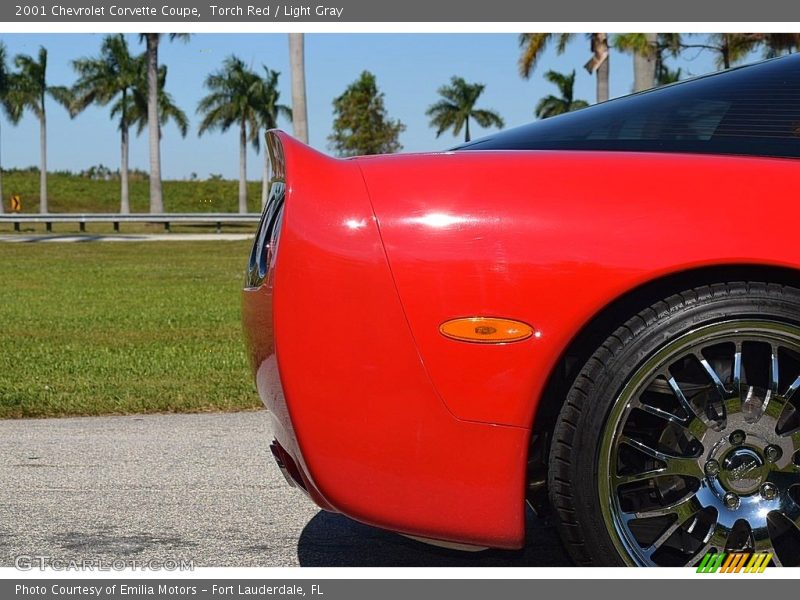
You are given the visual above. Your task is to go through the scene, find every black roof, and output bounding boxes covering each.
[458,53,800,159]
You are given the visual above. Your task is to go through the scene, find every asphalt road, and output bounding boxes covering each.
[0,411,571,567]
[0,233,252,243]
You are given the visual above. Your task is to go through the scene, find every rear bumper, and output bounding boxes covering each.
[243,279,529,548]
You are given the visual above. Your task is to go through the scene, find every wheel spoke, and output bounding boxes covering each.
[755,345,784,422]
[684,521,728,567]
[619,435,700,467]
[616,436,704,487]
[626,493,704,521]
[613,466,668,487]
[783,427,800,451]
[762,387,790,421]
[643,516,688,558]
[729,345,745,415]
[751,525,781,566]
[667,376,712,436]
[618,435,668,461]
[782,496,800,530]
[785,374,800,402]
[635,400,686,426]
[698,355,730,399]
[771,346,780,395]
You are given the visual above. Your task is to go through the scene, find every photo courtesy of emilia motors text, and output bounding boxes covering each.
[1,0,800,596]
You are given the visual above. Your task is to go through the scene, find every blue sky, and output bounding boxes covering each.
[0,33,749,179]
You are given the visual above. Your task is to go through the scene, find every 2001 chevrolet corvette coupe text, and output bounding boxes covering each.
[242,55,800,566]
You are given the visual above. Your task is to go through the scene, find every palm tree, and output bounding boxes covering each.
[140,33,190,213]
[426,76,504,143]
[680,33,757,70]
[589,33,610,103]
[8,47,71,214]
[288,33,308,143]
[658,66,683,86]
[519,33,610,103]
[71,35,142,214]
[0,42,22,215]
[655,34,683,86]
[197,56,263,214]
[681,33,800,71]
[614,33,656,92]
[125,64,189,150]
[614,33,682,92]
[756,33,800,56]
[253,67,291,209]
[535,70,589,119]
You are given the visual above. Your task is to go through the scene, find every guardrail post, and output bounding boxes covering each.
[113,222,119,233]
[14,221,19,232]
[79,222,86,233]
[46,222,52,233]
[164,222,170,233]
[216,221,221,234]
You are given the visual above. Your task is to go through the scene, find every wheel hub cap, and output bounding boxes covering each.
[719,448,766,495]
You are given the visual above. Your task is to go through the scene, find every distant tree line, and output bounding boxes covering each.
[0,33,796,214]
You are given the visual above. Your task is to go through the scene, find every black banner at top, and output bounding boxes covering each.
[2,0,800,22]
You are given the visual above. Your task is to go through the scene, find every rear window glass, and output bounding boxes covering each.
[459,54,800,159]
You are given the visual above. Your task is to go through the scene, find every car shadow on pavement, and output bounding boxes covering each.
[297,507,572,567]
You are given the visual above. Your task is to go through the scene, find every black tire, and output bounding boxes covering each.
[548,282,800,566]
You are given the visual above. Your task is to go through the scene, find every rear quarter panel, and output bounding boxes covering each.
[358,151,800,427]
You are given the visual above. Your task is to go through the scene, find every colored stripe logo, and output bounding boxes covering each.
[696,552,773,573]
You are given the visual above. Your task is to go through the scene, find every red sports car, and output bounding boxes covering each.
[242,54,800,567]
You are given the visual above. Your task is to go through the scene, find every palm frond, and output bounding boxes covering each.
[426,75,504,141]
[518,33,552,78]
[536,70,588,119]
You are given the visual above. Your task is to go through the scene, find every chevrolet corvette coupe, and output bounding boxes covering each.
[242,54,800,566]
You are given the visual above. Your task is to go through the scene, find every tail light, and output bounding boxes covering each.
[246,133,286,289]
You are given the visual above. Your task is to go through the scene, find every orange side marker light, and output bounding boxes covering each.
[439,317,536,344]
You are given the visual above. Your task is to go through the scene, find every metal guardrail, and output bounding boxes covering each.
[0,213,261,233]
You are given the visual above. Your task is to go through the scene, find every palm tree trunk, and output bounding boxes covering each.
[39,104,47,214]
[633,33,658,92]
[722,34,731,69]
[239,119,247,214]
[0,119,4,215]
[261,136,269,211]
[120,121,130,214]
[288,33,309,144]
[146,34,163,213]
[655,48,664,85]
[465,116,470,143]
[595,33,610,103]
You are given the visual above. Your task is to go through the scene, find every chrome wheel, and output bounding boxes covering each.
[599,320,800,567]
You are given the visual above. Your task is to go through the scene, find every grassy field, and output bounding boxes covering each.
[2,170,264,213]
[0,241,261,419]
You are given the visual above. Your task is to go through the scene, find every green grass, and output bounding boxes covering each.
[0,241,261,419]
[2,170,264,213]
